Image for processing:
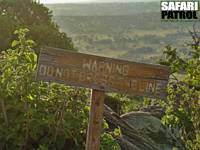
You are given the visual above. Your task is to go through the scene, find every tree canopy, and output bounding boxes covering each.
[160,28,200,150]
[0,0,75,51]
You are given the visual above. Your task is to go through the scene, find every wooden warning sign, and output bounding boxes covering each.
[36,47,170,150]
[36,47,170,98]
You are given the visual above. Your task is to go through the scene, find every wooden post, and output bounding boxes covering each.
[36,47,170,150]
[86,89,105,150]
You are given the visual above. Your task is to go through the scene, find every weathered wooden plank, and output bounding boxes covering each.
[86,89,105,150]
[36,47,170,98]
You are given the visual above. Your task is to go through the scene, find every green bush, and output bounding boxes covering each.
[0,28,119,150]
[160,32,200,150]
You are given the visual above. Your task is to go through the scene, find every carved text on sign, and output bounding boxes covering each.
[82,59,129,76]
[38,64,167,97]
[36,47,170,98]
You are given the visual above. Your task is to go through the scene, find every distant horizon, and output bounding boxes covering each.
[41,0,159,4]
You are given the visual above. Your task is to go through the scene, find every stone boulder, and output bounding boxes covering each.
[121,111,183,150]
[104,105,184,150]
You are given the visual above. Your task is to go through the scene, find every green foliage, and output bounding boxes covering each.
[100,121,120,150]
[160,45,187,73]
[0,28,119,150]
[115,94,144,114]
[105,93,144,115]
[160,31,200,150]
[0,28,87,150]
[100,133,120,150]
[0,0,75,51]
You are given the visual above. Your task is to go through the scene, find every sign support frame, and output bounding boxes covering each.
[36,47,170,150]
[86,89,105,150]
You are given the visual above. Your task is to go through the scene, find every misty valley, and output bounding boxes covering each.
[46,2,196,63]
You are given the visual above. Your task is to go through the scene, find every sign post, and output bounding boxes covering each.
[36,47,170,150]
[86,89,105,150]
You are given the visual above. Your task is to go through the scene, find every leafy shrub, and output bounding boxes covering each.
[0,28,119,150]
[100,122,120,150]
[108,94,144,114]
[160,30,200,150]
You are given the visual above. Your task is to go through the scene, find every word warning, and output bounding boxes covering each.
[36,47,170,98]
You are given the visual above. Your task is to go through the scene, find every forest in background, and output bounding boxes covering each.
[46,2,197,63]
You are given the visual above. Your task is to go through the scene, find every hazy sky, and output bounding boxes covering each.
[40,0,157,4]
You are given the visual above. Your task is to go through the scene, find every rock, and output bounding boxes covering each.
[104,105,184,150]
[121,111,183,150]
[139,105,165,119]
[104,105,159,150]
[116,136,140,150]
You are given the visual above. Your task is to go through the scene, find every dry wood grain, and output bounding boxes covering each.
[86,89,105,150]
[36,47,170,98]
